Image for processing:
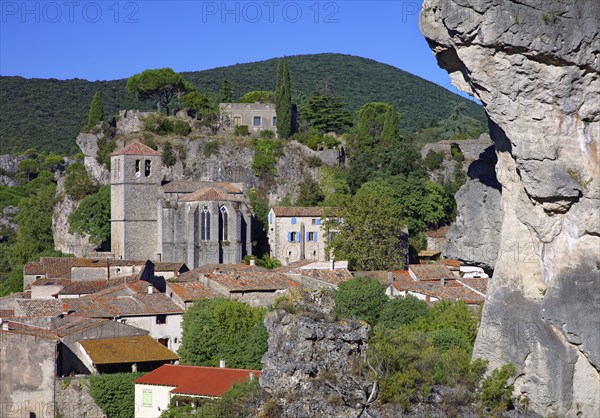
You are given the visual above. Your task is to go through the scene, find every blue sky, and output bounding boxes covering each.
[0,1,455,89]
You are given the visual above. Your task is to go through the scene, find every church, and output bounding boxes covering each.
[110,141,253,268]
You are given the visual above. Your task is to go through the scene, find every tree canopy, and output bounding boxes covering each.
[68,185,111,246]
[275,58,293,138]
[333,276,389,325]
[237,90,274,103]
[300,94,352,134]
[125,68,193,115]
[86,91,104,128]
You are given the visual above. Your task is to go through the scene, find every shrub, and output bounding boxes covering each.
[306,155,322,168]
[252,139,284,179]
[379,295,429,328]
[89,372,144,418]
[96,135,117,169]
[143,114,191,136]
[480,363,517,414]
[333,276,388,325]
[423,149,444,170]
[172,119,192,136]
[203,141,220,157]
[235,125,249,136]
[259,130,275,139]
[450,143,464,162]
[68,186,111,245]
[142,138,158,150]
[162,141,177,167]
[64,162,99,200]
[323,134,339,149]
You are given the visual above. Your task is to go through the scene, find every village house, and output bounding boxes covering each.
[268,207,332,264]
[133,364,260,418]
[219,102,277,134]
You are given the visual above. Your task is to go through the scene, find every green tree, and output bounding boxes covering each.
[275,58,293,138]
[381,105,400,143]
[221,78,233,102]
[68,186,111,245]
[480,363,517,414]
[326,181,407,271]
[333,276,388,325]
[178,298,268,370]
[86,91,104,128]
[181,91,218,124]
[237,90,274,103]
[355,102,394,148]
[162,141,177,167]
[125,68,194,115]
[296,178,324,206]
[300,94,352,134]
[379,295,429,328]
[64,162,99,200]
[89,372,144,418]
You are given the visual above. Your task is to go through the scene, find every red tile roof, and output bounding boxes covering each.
[111,141,162,156]
[80,335,177,365]
[168,282,221,302]
[23,261,45,275]
[409,264,455,281]
[134,364,260,397]
[16,299,63,317]
[72,258,148,268]
[161,181,242,194]
[155,262,188,272]
[389,272,487,305]
[71,292,183,318]
[38,257,81,279]
[272,207,329,217]
[180,187,243,203]
[204,271,300,292]
[178,264,266,281]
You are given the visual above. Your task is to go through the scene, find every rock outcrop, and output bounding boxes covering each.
[420,1,600,416]
[76,132,110,185]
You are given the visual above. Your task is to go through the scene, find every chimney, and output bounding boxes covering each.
[219,359,226,368]
[62,303,69,316]
[387,272,393,284]
[249,258,256,266]
[147,284,153,294]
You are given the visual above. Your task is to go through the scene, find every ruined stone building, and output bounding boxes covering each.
[111,142,253,268]
[219,102,277,134]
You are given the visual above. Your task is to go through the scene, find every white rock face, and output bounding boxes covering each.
[420,1,599,416]
[75,133,110,185]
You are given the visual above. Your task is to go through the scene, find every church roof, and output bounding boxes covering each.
[180,187,243,203]
[111,141,162,156]
[161,181,242,194]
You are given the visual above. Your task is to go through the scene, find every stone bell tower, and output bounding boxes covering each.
[110,141,162,260]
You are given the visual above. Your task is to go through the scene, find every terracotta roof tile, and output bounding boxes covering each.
[40,257,81,279]
[110,141,162,156]
[389,272,487,305]
[272,207,329,217]
[134,364,260,397]
[161,181,242,194]
[80,335,177,365]
[23,261,45,275]
[16,299,63,317]
[71,292,183,317]
[178,264,266,281]
[167,282,221,302]
[409,264,455,281]
[72,258,148,268]
[180,187,243,203]
[204,271,300,292]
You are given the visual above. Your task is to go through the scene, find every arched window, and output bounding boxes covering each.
[201,206,210,241]
[220,206,229,241]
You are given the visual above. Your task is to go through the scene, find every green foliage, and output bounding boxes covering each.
[438,103,487,141]
[89,372,144,418]
[143,138,158,150]
[64,162,99,200]
[296,178,324,206]
[181,91,217,124]
[275,58,293,138]
[237,90,273,103]
[356,102,395,148]
[221,78,233,103]
[301,94,353,134]
[320,167,351,207]
[259,129,275,139]
[480,363,517,414]
[251,139,284,179]
[326,181,407,271]
[333,276,388,325]
[0,266,24,297]
[379,295,429,328]
[423,149,444,170]
[126,68,193,114]
[68,186,111,245]
[1,54,486,154]
[247,188,269,230]
[40,154,64,172]
[234,125,249,136]
[143,114,192,136]
[86,91,104,128]
[96,135,117,169]
[203,141,220,157]
[162,141,177,167]
[381,105,401,143]
[450,142,465,162]
[178,298,268,370]
[251,254,281,269]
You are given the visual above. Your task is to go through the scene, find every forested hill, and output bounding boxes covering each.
[0,53,485,154]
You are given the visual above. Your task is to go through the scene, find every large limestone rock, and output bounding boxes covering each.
[76,132,110,185]
[420,1,599,416]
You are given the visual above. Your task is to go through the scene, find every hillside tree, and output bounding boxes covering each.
[381,105,401,143]
[86,91,104,128]
[221,78,233,102]
[275,58,293,138]
[301,94,352,134]
[333,276,389,325]
[125,68,194,115]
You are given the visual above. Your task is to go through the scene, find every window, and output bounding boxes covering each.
[220,206,229,241]
[233,115,242,126]
[144,160,151,177]
[311,219,316,225]
[290,232,298,242]
[142,389,152,407]
[135,159,140,174]
[201,206,211,241]
[253,116,261,126]
[307,232,317,242]
[273,116,277,126]
[156,314,167,324]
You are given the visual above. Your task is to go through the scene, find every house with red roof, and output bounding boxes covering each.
[133,364,260,417]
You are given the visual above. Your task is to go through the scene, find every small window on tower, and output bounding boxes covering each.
[135,160,140,174]
[145,160,151,177]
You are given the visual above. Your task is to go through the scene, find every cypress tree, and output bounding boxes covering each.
[221,79,232,102]
[87,91,104,128]
[275,58,292,138]
[382,106,400,143]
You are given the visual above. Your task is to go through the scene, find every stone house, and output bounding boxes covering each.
[133,364,260,418]
[111,141,253,268]
[219,102,277,134]
[267,207,331,264]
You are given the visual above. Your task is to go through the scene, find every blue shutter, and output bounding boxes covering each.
[269,213,273,224]
[288,232,292,242]
[316,218,321,225]
[291,217,296,225]
[306,232,310,242]
[295,233,300,242]
[314,232,318,242]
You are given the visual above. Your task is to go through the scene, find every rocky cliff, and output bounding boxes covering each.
[420,1,600,416]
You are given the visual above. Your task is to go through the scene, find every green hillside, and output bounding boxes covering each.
[0,53,485,154]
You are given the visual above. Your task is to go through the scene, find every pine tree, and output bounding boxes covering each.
[87,91,104,128]
[382,105,400,143]
[275,58,292,138]
[221,79,232,102]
